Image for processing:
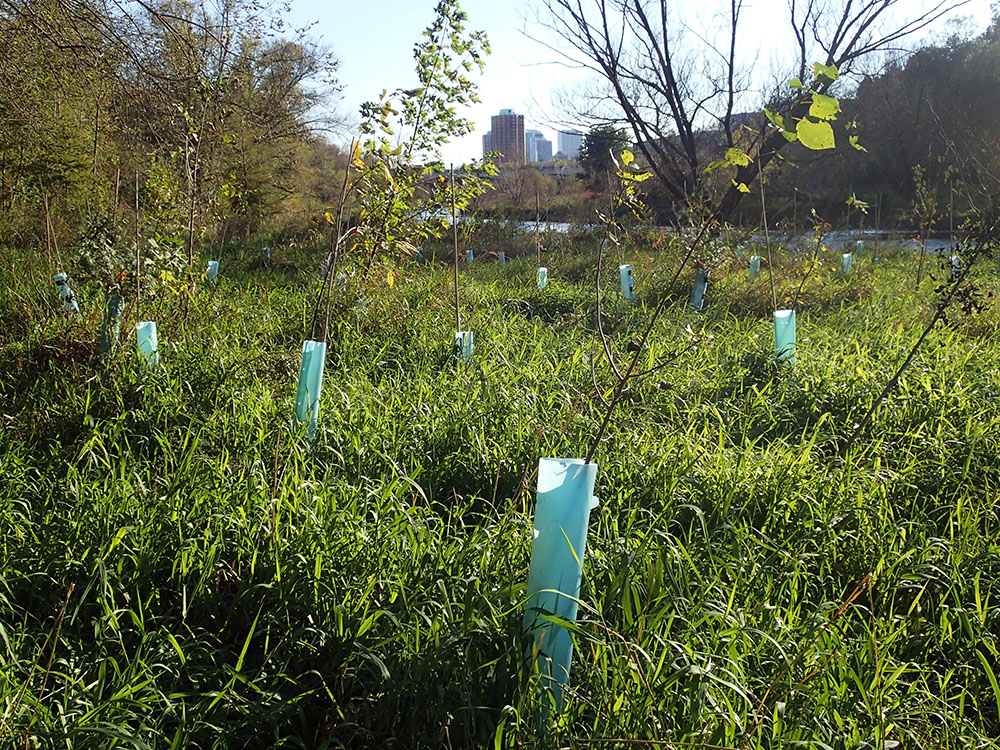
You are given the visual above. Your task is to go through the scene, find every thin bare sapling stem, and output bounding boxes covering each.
[792,233,824,311]
[42,190,52,267]
[310,142,355,344]
[134,169,141,317]
[535,189,541,268]
[452,164,460,333]
[760,159,777,311]
[844,227,997,452]
[584,216,717,464]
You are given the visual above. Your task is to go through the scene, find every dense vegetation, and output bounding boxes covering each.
[3,231,1000,747]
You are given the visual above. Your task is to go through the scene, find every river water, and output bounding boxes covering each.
[513,222,961,254]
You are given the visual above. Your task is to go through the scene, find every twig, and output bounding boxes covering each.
[759,159,777,311]
[584,217,717,463]
[451,164,460,333]
[841,236,989,452]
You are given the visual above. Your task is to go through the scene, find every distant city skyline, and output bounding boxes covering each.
[483,110,581,163]
[526,130,553,162]
[557,131,583,160]
[284,0,992,165]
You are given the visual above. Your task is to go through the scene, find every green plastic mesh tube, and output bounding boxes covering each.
[842,253,853,275]
[619,264,634,300]
[98,294,122,359]
[524,458,599,714]
[455,330,474,361]
[136,321,159,368]
[773,309,796,363]
[295,340,327,438]
[537,267,547,290]
[749,255,760,278]
[689,268,710,311]
[53,272,81,318]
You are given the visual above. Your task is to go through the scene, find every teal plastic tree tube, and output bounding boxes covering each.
[524,457,599,714]
[619,264,634,300]
[537,267,548,291]
[498,251,506,264]
[455,330,474,361]
[98,294,122,359]
[466,248,474,263]
[773,309,796,363]
[749,255,760,278]
[206,260,219,283]
[135,321,159,368]
[53,272,81,318]
[842,253,853,275]
[295,340,327,438]
[263,246,271,260]
[856,240,864,257]
[950,255,961,283]
[689,268,710,311]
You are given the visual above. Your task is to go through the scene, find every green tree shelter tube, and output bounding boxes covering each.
[136,321,159,368]
[950,255,961,283]
[842,253,853,275]
[98,294,122,359]
[689,268,709,311]
[295,340,326,438]
[466,248,474,263]
[537,267,547,291]
[619,264,634,300]
[524,457,599,714]
[206,260,219,284]
[455,330,474,361]
[53,272,81,318]
[749,255,760,278]
[774,309,796,363]
[498,251,506,264]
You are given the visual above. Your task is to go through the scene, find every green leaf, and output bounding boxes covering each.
[813,62,839,83]
[809,93,840,120]
[796,118,835,150]
[705,147,751,173]
[849,134,867,153]
[725,147,751,167]
[732,180,750,193]
[764,108,787,130]
[621,149,634,166]
[789,78,804,90]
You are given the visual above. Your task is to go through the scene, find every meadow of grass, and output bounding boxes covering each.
[2,231,1000,748]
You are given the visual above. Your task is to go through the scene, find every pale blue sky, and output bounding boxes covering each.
[283,0,572,162]
[283,0,992,164]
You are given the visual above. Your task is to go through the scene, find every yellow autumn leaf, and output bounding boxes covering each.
[324,211,334,225]
[386,270,394,288]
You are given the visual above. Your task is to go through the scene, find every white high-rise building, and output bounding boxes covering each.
[526,130,553,162]
[557,130,584,159]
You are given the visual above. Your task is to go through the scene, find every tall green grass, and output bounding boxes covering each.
[1,237,999,747]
